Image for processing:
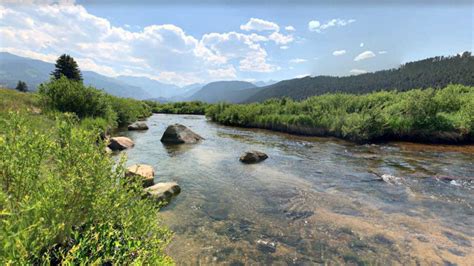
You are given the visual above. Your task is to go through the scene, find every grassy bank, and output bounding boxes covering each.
[146,101,209,115]
[206,84,474,143]
[0,87,173,264]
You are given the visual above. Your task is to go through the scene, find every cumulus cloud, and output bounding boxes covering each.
[240,17,279,32]
[308,18,355,32]
[350,69,368,75]
[290,58,307,63]
[332,49,346,56]
[378,50,387,54]
[285,25,295,31]
[354,51,376,61]
[0,3,288,85]
[280,45,289,50]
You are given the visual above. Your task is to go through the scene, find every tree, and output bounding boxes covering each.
[51,54,83,82]
[15,80,28,92]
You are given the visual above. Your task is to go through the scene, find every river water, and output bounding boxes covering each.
[117,114,473,265]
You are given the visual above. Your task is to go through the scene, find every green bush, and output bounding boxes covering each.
[206,85,474,143]
[38,77,152,128]
[0,112,172,264]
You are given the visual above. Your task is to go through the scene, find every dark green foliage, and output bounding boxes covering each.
[51,54,83,82]
[38,77,152,128]
[248,52,474,102]
[15,80,28,92]
[146,101,209,115]
[207,85,474,143]
[0,113,172,264]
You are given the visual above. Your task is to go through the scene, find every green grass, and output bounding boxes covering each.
[206,84,474,143]
[0,88,173,264]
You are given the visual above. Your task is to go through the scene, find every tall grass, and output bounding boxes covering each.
[0,112,172,264]
[207,84,474,143]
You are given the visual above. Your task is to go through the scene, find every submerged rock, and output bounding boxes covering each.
[108,136,134,151]
[256,239,277,253]
[128,122,149,131]
[160,124,204,144]
[126,164,155,187]
[145,182,181,203]
[239,151,268,164]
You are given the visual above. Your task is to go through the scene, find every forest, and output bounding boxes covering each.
[207,84,474,143]
[247,52,474,102]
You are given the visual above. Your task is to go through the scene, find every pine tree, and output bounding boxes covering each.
[51,54,83,82]
[15,80,28,92]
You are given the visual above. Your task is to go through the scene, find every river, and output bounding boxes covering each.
[116,114,473,265]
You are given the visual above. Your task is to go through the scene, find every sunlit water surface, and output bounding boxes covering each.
[116,114,473,265]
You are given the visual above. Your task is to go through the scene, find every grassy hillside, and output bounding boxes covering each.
[0,86,172,264]
[208,84,474,143]
[246,52,474,102]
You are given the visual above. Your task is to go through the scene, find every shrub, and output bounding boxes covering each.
[0,112,172,264]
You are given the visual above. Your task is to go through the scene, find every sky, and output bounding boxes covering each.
[0,0,472,86]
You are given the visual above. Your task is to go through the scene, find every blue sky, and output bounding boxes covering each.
[1,1,472,86]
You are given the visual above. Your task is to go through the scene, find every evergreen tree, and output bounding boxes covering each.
[15,80,28,92]
[51,54,83,82]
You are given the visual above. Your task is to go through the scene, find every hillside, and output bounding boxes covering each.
[187,80,260,103]
[0,52,151,99]
[246,52,474,102]
[117,75,182,98]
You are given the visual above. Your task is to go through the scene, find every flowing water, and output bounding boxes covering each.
[116,114,473,265]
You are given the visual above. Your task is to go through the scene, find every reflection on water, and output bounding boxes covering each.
[117,114,474,265]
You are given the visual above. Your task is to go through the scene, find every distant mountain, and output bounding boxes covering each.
[117,75,182,98]
[246,52,474,102]
[0,52,151,99]
[254,80,278,87]
[187,80,260,103]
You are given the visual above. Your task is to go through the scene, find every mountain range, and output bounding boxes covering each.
[1,51,472,104]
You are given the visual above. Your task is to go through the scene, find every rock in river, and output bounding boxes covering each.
[126,164,155,187]
[160,124,204,144]
[239,151,268,164]
[145,182,181,203]
[108,136,134,151]
[128,122,149,131]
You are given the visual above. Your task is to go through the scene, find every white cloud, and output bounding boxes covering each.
[308,18,355,32]
[350,69,368,75]
[0,3,287,85]
[280,45,289,50]
[240,18,279,32]
[285,25,295,31]
[354,50,376,61]
[360,42,364,47]
[378,50,387,54]
[332,49,346,56]
[295,73,310,78]
[290,58,307,63]
[308,20,321,32]
[268,31,293,45]
[207,65,237,79]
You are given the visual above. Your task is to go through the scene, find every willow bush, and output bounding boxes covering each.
[0,112,172,264]
[206,84,474,143]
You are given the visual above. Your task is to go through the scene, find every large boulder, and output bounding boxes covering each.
[239,151,268,164]
[160,124,203,144]
[126,164,155,187]
[108,137,134,151]
[145,182,181,203]
[128,122,149,131]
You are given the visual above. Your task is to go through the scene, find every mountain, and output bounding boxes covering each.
[117,75,182,98]
[246,52,474,102]
[254,80,278,87]
[0,52,151,99]
[187,80,260,103]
